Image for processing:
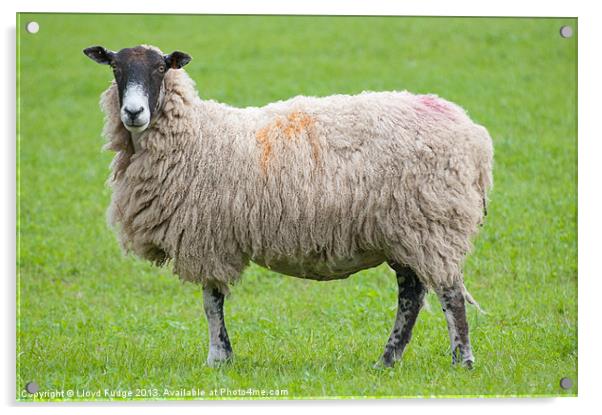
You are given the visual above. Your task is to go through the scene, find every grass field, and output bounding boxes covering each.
[17,14,577,399]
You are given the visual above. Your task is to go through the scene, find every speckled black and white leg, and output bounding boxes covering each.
[436,281,474,369]
[379,263,426,368]
[203,286,233,367]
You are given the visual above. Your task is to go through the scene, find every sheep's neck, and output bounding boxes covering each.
[130,132,142,153]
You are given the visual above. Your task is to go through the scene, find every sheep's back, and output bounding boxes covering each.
[219,91,493,280]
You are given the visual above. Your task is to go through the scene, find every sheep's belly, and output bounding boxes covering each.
[254,252,386,281]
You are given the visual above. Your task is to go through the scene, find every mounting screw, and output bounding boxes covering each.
[559,377,573,390]
[559,25,573,38]
[25,382,39,394]
[25,21,40,34]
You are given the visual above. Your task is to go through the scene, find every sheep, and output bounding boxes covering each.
[84,44,493,369]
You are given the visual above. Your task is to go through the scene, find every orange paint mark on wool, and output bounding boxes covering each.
[283,111,315,140]
[255,111,320,174]
[255,125,273,174]
[282,111,320,164]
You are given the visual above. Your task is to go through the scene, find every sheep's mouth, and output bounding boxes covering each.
[125,120,146,127]
[123,121,150,133]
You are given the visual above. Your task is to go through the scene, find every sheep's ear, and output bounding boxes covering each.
[164,51,192,69]
[83,46,115,65]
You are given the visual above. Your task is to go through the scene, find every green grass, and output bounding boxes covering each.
[17,14,577,400]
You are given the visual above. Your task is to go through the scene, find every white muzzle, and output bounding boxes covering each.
[120,83,151,133]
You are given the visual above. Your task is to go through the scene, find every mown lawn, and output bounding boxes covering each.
[17,14,577,399]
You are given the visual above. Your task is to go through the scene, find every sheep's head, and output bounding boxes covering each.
[84,45,191,133]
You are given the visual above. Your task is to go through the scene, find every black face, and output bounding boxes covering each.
[84,45,191,132]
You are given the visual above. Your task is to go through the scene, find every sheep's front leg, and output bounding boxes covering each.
[202,286,233,367]
[436,281,474,369]
[379,264,426,367]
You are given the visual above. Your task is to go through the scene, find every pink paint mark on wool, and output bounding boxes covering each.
[416,94,457,121]
[420,95,449,112]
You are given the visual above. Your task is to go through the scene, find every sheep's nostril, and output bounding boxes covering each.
[124,106,144,119]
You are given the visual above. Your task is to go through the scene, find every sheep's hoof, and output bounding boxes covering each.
[373,356,395,369]
[206,349,233,368]
[206,356,232,368]
[451,347,474,370]
[451,358,474,370]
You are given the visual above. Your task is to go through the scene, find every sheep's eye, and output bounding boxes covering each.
[158,65,165,73]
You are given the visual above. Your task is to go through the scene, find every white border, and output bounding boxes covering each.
[3,1,600,414]
[5,0,586,17]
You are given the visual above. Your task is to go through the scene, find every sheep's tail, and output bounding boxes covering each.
[473,124,493,226]
[482,196,488,218]
[478,164,492,227]
[462,283,486,314]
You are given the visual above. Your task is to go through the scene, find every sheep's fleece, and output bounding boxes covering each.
[101,66,493,294]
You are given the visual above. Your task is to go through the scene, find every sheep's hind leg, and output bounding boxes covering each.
[202,286,233,367]
[435,280,474,369]
[378,263,426,368]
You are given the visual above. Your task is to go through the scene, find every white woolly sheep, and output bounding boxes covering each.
[84,44,493,369]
